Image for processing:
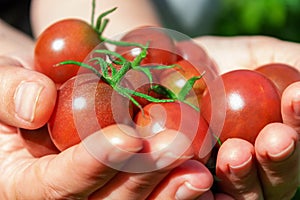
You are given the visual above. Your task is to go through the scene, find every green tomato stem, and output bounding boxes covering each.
[89,57,109,77]
[101,36,147,49]
[99,19,110,35]
[93,49,127,64]
[120,86,175,104]
[91,0,96,27]
[95,7,117,34]
[112,62,131,86]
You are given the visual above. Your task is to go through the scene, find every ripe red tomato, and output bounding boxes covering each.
[159,59,206,100]
[176,40,219,74]
[255,63,300,96]
[134,101,212,162]
[200,69,282,144]
[48,73,133,151]
[34,19,102,84]
[19,125,60,157]
[115,26,178,66]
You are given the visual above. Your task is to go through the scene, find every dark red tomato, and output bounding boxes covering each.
[200,69,282,144]
[159,59,206,101]
[134,101,212,162]
[176,40,219,74]
[35,19,102,84]
[19,125,60,157]
[255,63,300,96]
[48,73,133,151]
[115,26,178,66]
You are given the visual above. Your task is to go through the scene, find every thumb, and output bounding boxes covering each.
[0,60,56,129]
[8,124,143,199]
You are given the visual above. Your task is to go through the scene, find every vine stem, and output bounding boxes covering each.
[95,7,117,35]
[91,0,96,27]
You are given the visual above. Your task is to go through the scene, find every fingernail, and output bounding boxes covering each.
[14,81,44,123]
[267,141,295,161]
[292,95,300,116]
[229,155,253,177]
[175,181,208,200]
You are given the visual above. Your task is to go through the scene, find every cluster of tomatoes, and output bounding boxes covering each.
[20,7,300,171]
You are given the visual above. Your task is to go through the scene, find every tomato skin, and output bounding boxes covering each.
[159,59,206,98]
[255,63,300,96]
[176,40,219,74]
[115,26,178,66]
[34,19,102,84]
[134,101,212,162]
[200,69,282,144]
[48,74,133,151]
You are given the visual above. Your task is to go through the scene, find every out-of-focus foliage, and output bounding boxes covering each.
[292,186,300,200]
[212,0,300,42]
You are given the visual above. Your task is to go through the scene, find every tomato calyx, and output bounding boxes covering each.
[57,43,202,113]
[89,2,147,51]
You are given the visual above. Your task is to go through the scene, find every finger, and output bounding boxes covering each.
[196,191,215,200]
[195,191,235,200]
[282,82,300,134]
[216,138,264,200]
[90,129,194,200]
[214,193,235,200]
[0,121,17,134]
[148,160,213,200]
[8,124,143,199]
[0,53,34,70]
[0,64,56,129]
[255,123,299,200]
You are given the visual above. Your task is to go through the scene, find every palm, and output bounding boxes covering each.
[196,36,300,74]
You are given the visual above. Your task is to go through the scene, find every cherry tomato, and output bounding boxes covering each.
[48,73,133,151]
[115,26,178,66]
[176,40,219,74]
[159,59,206,100]
[255,63,300,96]
[134,101,212,162]
[200,69,282,144]
[19,125,60,157]
[34,19,102,84]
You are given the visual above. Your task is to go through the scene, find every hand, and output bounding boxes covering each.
[0,55,218,199]
[195,36,300,199]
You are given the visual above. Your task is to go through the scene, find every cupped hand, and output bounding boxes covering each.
[196,36,300,200]
[0,124,214,199]
[0,56,217,199]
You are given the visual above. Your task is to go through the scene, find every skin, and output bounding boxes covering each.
[0,0,299,199]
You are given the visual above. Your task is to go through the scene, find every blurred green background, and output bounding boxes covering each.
[212,0,300,42]
[154,0,300,42]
